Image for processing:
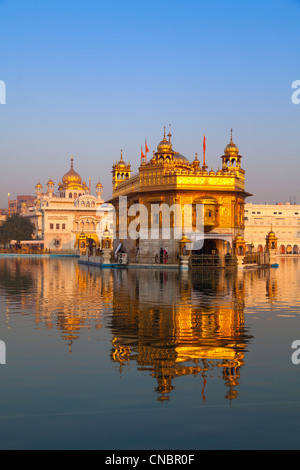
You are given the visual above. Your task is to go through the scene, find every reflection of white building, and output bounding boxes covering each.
[25,157,114,253]
[244,202,300,254]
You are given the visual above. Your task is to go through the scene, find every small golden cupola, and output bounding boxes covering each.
[35,181,43,197]
[221,129,242,171]
[112,150,132,189]
[266,226,278,251]
[95,180,103,200]
[192,153,200,171]
[47,178,55,196]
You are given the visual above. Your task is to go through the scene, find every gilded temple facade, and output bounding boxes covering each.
[109,128,252,261]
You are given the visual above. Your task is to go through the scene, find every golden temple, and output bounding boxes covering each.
[109,127,252,261]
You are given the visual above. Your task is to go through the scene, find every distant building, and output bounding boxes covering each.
[23,156,113,253]
[8,198,17,214]
[17,195,36,213]
[244,202,300,254]
[7,195,36,215]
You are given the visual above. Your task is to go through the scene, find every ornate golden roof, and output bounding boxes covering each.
[267,226,276,238]
[192,153,200,169]
[235,233,244,242]
[157,126,173,153]
[62,157,83,189]
[116,150,128,167]
[173,153,190,164]
[224,129,239,156]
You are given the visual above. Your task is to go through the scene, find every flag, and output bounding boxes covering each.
[203,134,207,167]
[145,139,149,154]
[141,146,145,162]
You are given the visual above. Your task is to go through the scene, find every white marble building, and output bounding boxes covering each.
[24,157,114,253]
[244,202,300,254]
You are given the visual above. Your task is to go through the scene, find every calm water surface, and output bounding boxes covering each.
[0,257,300,449]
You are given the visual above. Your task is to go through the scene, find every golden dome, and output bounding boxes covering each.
[173,153,190,164]
[47,178,54,185]
[157,140,172,153]
[180,234,191,244]
[268,226,276,237]
[157,127,173,153]
[235,233,244,242]
[192,153,200,168]
[224,129,239,156]
[62,157,82,188]
[117,150,127,166]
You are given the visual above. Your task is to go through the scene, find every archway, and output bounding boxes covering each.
[286,245,292,255]
[293,245,299,254]
[280,245,286,254]
[194,239,217,255]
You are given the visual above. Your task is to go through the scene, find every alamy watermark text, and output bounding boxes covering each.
[0,80,6,104]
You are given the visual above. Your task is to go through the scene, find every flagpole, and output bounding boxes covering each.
[203,134,207,171]
[145,139,149,164]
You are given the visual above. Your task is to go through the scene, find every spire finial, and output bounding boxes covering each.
[163,126,166,140]
[71,156,74,169]
[120,149,123,162]
[230,128,233,142]
[168,124,172,143]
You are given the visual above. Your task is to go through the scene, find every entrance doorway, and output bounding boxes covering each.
[193,239,217,255]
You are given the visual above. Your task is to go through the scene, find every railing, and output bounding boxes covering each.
[0,248,44,254]
[243,253,259,265]
[244,253,269,265]
[191,254,237,267]
[191,254,221,267]
[126,254,180,266]
[224,254,238,266]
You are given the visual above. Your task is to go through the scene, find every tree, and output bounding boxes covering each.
[0,213,35,245]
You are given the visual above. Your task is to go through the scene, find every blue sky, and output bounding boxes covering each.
[0,0,299,206]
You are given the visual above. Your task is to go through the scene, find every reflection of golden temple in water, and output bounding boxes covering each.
[1,257,299,402]
[109,268,251,402]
